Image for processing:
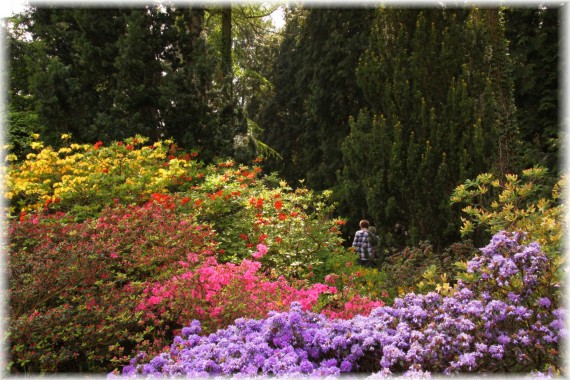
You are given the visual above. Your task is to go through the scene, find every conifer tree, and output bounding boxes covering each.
[111,8,163,140]
[260,7,375,190]
[14,6,243,160]
[26,8,127,144]
[504,7,560,175]
[341,8,519,250]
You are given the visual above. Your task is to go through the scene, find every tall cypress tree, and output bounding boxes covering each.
[341,8,519,250]
[111,8,164,141]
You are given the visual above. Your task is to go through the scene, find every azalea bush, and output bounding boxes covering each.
[312,249,392,302]
[8,202,374,373]
[114,231,565,377]
[179,168,348,280]
[5,135,202,219]
[137,243,384,335]
[6,136,351,282]
[8,201,216,372]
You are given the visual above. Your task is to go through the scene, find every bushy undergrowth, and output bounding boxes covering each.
[381,240,478,297]
[114,231,564,377]
[8,201,216,372]
[5,136,348,281]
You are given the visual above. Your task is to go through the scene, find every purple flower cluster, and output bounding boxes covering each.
[113,231,564,377]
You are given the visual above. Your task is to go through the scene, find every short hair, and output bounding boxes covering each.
[359,219,369,229]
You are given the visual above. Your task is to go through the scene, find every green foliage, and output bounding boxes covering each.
[504,7,560,174]
[450,166,564,257]
[5,14,46,157]
[339,8,519,250]
[8,203,217,372]
[381,239,478,297]
[260,7,375,190]
[24,8,128,144]
[175,165,348,281]
[313,247,389,301]
[9,7,246,161]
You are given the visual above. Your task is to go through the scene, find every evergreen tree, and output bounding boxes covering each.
[11,6,246,161]
[111,8,164,141]
[26,8,127,145]
[260,7,375,190]
[4,14,44,156]
[341,8,519,250]
[504,7,560,175]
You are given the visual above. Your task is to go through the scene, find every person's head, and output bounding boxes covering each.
[359,219,369,229]
[369,226,376,234]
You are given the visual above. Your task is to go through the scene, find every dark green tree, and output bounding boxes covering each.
[4,14,44,157]
[200,4,282,162]
[504,7,560,175]
[341,8,520,251]
[157,7,234,161]
[110,8,164,141]
[26,8,127,145]
[9,6,248,161]
[260,7,375,190]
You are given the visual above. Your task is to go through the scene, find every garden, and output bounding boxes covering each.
[4,135,565,377]
[3,2,566,377]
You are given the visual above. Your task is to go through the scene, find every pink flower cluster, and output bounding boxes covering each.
[252,244,268,259]
[137,248,383,334]
[322,294,385,319]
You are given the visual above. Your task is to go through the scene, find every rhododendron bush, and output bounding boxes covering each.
[114,232,564,377]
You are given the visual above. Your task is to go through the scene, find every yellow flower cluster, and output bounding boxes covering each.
[5,135,198,216]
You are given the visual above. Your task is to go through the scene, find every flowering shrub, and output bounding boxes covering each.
[6,136,350,282]
[8,202,216,373]
[6,137,387,373]
[186,171,348,280]
[381,240,478,297]
[313,246,392,301]
[137,243,384,335]
[115,231,564,376]
[5,135,202,219]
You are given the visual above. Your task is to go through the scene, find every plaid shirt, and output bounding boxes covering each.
[352,230,370,261]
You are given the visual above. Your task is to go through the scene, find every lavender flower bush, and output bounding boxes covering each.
[112,231,565,377]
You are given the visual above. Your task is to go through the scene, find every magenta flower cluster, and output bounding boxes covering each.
[114,232,564,376]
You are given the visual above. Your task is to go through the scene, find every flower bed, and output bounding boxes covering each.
[114,231,564,377]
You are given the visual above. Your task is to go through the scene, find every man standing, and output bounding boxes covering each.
[352,219,371,266]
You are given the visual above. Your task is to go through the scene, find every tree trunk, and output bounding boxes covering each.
[222,6,232,99]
